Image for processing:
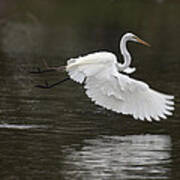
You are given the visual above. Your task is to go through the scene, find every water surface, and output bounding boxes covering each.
[0,0,179,179]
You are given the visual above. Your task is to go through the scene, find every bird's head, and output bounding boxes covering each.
[124,32,151,47]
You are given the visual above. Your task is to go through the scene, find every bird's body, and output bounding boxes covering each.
[67,52,117,83]
[65,33,174,121]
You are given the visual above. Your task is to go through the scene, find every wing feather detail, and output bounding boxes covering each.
[85,72,174,121]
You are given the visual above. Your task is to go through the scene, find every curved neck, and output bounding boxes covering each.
[117,36,132,71]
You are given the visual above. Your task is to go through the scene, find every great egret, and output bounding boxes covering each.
[34,33,174,121]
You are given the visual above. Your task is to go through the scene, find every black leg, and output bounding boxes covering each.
[35,77,70,89]
[30,67,56,74]
[30,59,65,74]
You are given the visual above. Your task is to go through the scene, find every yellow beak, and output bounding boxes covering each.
[135,36,151,47]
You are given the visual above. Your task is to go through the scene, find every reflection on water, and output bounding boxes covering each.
[62,135,171,180]
[0,123,47,129]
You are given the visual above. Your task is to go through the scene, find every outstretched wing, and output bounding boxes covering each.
[66,52,174,121]
[85,70,174,121]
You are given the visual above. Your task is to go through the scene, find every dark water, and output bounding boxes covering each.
[0,0,180,179]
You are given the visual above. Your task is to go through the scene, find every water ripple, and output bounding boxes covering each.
[62,135,171,180]
[0,123,47,130]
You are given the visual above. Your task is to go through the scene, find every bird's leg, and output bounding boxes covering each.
[42,59,66,72]
[30,67,56,74]
[35,77,70,89]
[30,59,66,74]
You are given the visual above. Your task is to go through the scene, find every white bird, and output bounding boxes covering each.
[65,33,174,121]
[35,33,174,121]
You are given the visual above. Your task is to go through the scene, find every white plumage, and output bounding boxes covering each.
[66,33,174,121]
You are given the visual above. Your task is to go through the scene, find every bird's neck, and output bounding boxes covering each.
[117,37,132,71]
